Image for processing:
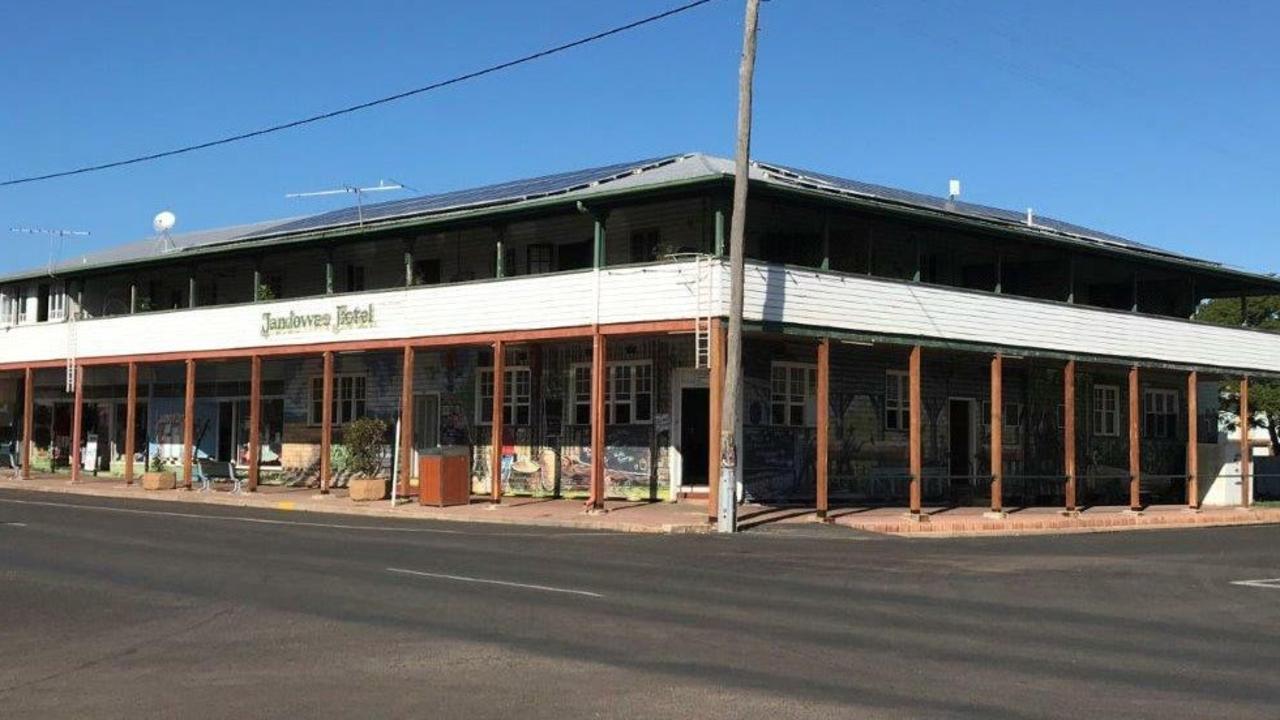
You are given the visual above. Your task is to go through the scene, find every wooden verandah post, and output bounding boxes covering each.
[908,345,922,516]
[400,345,415,499]
[1240,376,1251,507]
[320,351,334,494]
[182,358,196,490]
[816,337,830,521]
[1128,365,1141,512]
[21,367,33,480]
[70,366,83,483]
[1063,359,1077,513]
[490,339,505,504]
[248,355,261,492]
[589,332,607,511]
[1186,370,1198,510]
[990,353,1004,514]
[124,362,137,485]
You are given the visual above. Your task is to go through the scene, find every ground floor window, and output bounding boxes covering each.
[309,375,367,426]
[1144,388,1179,439]
[885,370,909,431]
[478,367,532,425]
[772,362,816,427]
[1093,384,1120,437]
[570,361,654,425]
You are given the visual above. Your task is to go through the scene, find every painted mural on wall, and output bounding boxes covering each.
[560,425,655,500]
[149,397,217,462]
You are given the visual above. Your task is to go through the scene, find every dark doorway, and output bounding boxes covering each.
[680,387,710,486]
[948,399,974,505]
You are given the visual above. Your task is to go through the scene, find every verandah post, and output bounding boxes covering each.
[707,319,725,521]
[248,355,261,492]
[22,367,33,480]
[70,366,84,483]
[124,362,137,485]
[908,345,922,515]
[1240,376,1251,507]
[1186,370,1198,510]
[1128,365,1141,511]
[1063,359,1077,513]
[320,351,334,494]
[183,358,196,490]
[399,346,415,499]
[490,339,505,504]
[816,337,830,520]
[990,353,1003,514]
[589,332,607,511]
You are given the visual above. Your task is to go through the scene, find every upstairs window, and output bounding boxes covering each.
[48,282,66,321]
[346,265,366,293]
[771,362,817,427]
[527,244,554,275]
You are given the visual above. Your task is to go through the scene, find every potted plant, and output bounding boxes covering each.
[343,417,389,501]
[142,454,175,491]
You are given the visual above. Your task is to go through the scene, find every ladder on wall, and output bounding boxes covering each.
[670,253,714,369]
[65,309,78,392]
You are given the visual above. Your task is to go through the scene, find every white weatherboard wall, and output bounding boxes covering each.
[741,262,1280,374]
[0,263,707,365]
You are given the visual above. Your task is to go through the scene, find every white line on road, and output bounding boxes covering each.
[386,567,604,598]
[2,521,27,527]
[1230,578,1280,589]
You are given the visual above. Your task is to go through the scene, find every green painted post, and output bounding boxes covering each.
[252,269,262,303]
[325,253,335,295]
[188,272,197,309]
[821,212,831,271]
[495,239,505,278]
[404,240,414,287]
[593,217,606,269]
[714,206,726,257]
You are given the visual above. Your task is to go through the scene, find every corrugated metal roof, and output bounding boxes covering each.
[2,152,1271,285]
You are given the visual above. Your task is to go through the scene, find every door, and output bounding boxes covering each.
[679,387,711,487]
[948,399,974,481]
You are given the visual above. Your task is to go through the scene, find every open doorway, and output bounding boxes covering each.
[948,398,977,505]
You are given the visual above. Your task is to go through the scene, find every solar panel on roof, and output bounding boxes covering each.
[254,155,685,239]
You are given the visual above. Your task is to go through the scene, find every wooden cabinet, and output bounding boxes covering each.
[419,452,471,507]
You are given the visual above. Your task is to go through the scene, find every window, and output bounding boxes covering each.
[1093,385,1120,437]
[1144,388,1179,439]
[769,362,817,427]
[570,361,654,425]
[557,240,592,271]
[478,366,532,425]
[413,259,441,286]
[308,375,367,426]
[48,283,66,321]
[0,289,13,325]
[527,244,554,275]
[346,265,365,292]
[885,370,910,431]
[981,401,1023,432]
[629,228,662,263]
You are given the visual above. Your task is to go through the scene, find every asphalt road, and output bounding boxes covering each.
[1,489,1278,719]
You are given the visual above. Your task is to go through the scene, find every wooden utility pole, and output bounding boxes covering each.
[718,0,761,533]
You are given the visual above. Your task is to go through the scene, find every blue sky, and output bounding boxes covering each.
[1,0,1276,275]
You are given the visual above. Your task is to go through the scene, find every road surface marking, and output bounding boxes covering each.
[386,567,604,598]
[2,521,27,527]
[1230,578,1280,589]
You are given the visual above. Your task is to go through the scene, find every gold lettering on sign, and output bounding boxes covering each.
[260,304,376,338]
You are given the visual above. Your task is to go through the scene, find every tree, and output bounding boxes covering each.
[1194,296,1280,453]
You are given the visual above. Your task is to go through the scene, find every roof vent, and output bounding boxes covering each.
[948,179,961,201]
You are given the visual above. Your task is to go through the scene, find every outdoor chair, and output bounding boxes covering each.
[194,459,243,493]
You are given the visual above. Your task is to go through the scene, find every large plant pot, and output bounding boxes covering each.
[348,476,388,502]
[142,471,176,491]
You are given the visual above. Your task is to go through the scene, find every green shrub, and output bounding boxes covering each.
[342,417,388,478]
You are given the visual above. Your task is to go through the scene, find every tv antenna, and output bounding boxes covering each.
[9,226,91,275]
[286,180,409,227]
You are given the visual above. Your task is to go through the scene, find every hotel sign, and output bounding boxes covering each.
[260,304,377,338]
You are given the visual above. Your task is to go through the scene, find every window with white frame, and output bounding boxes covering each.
[478,366,532,425]
[981,401,1023,433]
[14,287,27,324]
[1144,388,1179,439]
[309,375,367,426]
[570,361,654,425]
[885,370,909,431]
[48,282,66,321]
[1093,384,1120,437]
[772,362,817,427]
[0,290,13,326]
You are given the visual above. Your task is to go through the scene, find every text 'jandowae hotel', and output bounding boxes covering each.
[1,154,1276,517]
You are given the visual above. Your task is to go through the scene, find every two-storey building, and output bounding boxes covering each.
[1,153,1275,517]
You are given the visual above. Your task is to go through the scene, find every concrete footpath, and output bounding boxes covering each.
[3,473,1279,537]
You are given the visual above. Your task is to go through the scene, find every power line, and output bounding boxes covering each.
[1,0,717,188]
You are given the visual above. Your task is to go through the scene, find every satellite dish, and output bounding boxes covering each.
[153,210,176,234]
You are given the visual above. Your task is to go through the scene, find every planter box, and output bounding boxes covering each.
[348,476,388,502]
[142,471,176,491]
[419,452,471,507]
